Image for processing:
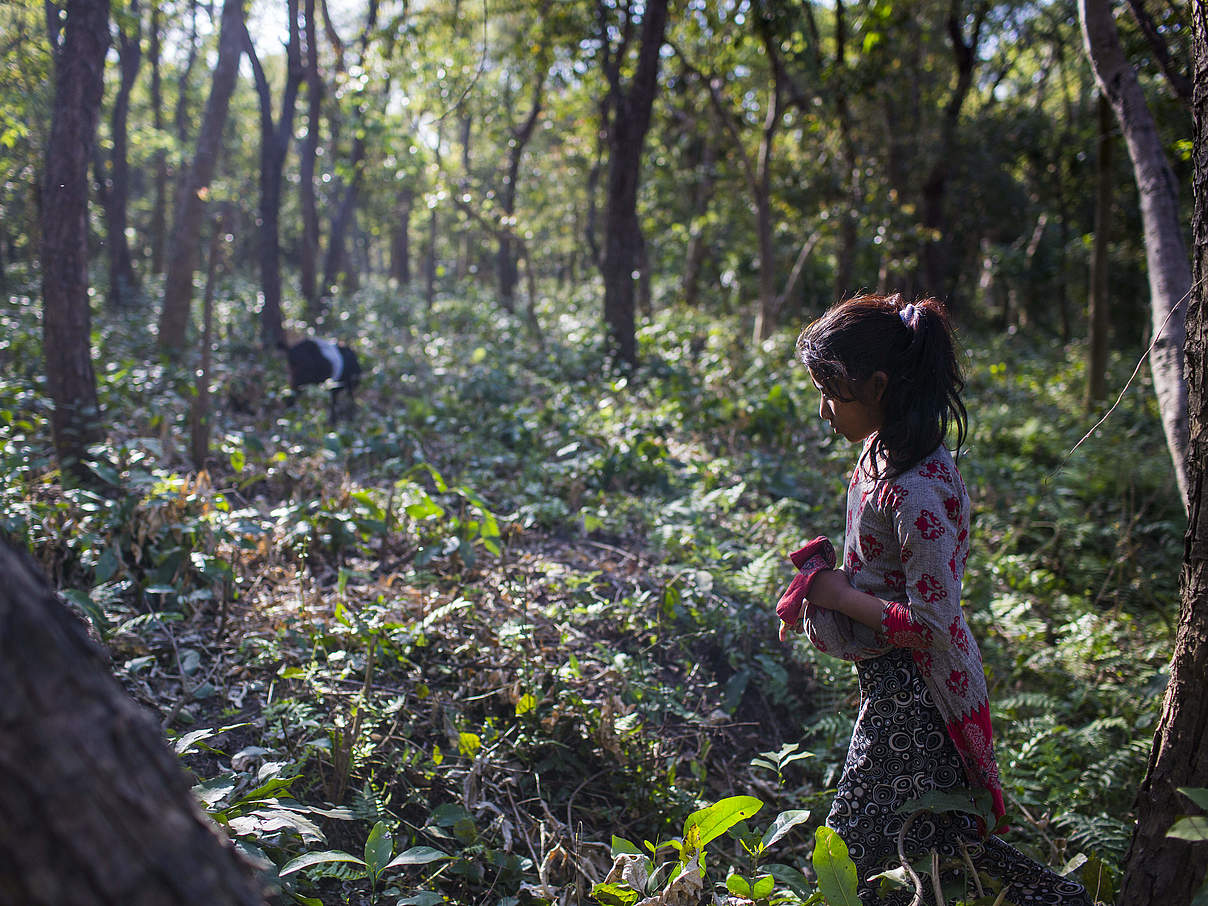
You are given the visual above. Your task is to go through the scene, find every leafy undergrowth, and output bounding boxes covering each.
[0,277,1181,904]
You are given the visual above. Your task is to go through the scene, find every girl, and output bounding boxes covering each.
[777,294,1093,904]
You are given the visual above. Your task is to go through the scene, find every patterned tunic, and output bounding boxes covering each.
[801,443,1093,903]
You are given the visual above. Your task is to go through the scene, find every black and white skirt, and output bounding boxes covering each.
[825,648,1094,905]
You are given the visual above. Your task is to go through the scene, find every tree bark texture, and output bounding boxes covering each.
[157,0,244,355]
[498,74,545,311]
[105,0,142,309]
[0,544,265,904]
[1087,90,1113,409]
[40,0,108,473]
[148,0,167,275]
[1116,6,1208,900]
[300,0,322,311]
[1080,0,1191,507]
[599,0,671,367]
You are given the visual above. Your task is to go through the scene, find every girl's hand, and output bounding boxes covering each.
[778,617,803,642]
[807,569,887,631]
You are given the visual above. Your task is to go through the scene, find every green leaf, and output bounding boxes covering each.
[812,826,861,906]
[515,692,538,716]
[1180,788,1208,811]
[385,845,453,868]
[762,809,811,849]
[278,850,366,876]
[610,836,643,858]
[752,874,775,898]
[726,872,753,897]
[1168,816,1208,842]
[682,796,763,850]
[364,821,394,879]
[590,881,640,905]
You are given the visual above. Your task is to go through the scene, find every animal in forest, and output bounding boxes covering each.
[279,337,363,422]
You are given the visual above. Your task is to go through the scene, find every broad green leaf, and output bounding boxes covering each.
[762,809,811,849]
[682,796,763,850]
[397,893,446,906]
[812,826,861,906]
[725,872,752,897]
[1168,816,1208,842]
[278,850,365,877]
[1180,788,1208,811]
[752,874,775,898]
[590,881,640,905]
[364,821,393,879]
[385,845,453,868]
[610,836,643,858]
[515,692,537,716]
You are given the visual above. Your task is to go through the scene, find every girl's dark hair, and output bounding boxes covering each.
[796,293,967,479]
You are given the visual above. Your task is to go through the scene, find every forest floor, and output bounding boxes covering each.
[1,280,1182,904]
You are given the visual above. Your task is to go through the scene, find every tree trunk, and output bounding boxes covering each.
[158,0,245,355]
[920,0,986,305]
[1087,90,1113,409]
[243,1,302,349]
[105,0,142,309]
[599,0,671,367]
[191,207,226,469]
[40,0,108,475]
[498,74,545,312]
[1080,0,1191,507]
[1117,8,1208,899]
[300,0,322,312]
[148,0,168,276]
[320,0,380,309]
[0,543,265,904]
[390,188,413,286]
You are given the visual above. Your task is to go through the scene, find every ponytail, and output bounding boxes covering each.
[797,293,967,479]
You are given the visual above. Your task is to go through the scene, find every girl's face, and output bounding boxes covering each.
[810,370,885,443]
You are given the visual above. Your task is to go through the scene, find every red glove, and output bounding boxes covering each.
[775,536,837,628]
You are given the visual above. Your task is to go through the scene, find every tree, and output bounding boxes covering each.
[1086,90,1113,409]
[157,0,245,355]
[40,0,108,474]
[597,0,671,366]
[101,0,142,308]
[0,543,265,904]
[1079,0,1190,506]
[1116,3,1208,901]
[243,0,303,348]
[299,0,322,311]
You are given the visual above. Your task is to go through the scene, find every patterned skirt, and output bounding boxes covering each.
[825,648,1094,905]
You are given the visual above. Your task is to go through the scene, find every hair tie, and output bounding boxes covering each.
[899,303,917,327]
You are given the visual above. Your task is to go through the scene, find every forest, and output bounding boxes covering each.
[2,0,1207,903]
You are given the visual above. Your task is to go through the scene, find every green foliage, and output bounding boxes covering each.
[2,276,1183,902]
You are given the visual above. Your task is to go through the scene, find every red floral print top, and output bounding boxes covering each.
[802,442,1005,825]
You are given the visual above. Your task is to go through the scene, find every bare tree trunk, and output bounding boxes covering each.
[40,0,108,475]
[148,0,168,275]
[299,0,322,312]
[191,207,227,469]
[0,543,265,904]
[1117,9,1208,899]
[158,0,245,355]
[243,0,302,349]
[599,0,671,367]
[1081,0,1191,507]
[104,0,142,308]
[1087,90,1114,409]
[498,72,545,312]
[390,188,413,286]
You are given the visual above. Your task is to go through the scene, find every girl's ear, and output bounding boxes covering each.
[866,370,889,403]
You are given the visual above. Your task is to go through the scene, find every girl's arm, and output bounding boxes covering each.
[806,569,887,630]
[807,467,969,647]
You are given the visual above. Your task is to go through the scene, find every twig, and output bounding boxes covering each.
[931,849,946,906]
[897,809,926,906]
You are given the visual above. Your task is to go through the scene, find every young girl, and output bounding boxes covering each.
[777,294,1093,904]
